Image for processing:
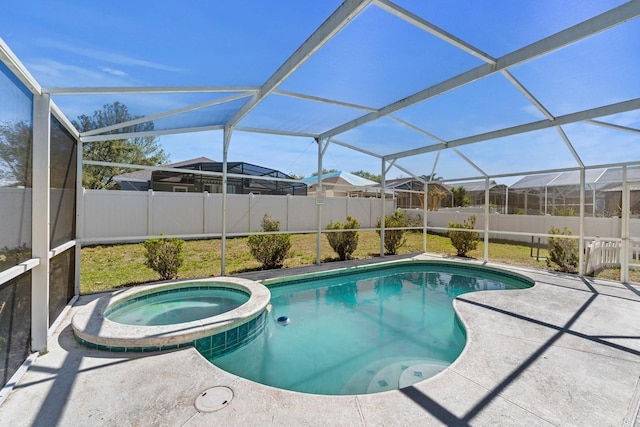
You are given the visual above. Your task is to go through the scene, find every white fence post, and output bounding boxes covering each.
[147,189,153,236]
[203,191,209,234]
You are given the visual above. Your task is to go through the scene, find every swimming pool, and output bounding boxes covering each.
[210,260,533,395]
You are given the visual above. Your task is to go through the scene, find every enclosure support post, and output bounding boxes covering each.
[423,183,428,253]
[578,168,585,276]
[32,94,51,352]
[74,134,83,296]
[221,127,232,275]
[484,178,489,262]
[380,158,386,257]
[621,166,629,283]
[315,138,329,265]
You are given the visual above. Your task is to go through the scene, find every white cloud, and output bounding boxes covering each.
[98,67,128,77]
[37,38,184,73]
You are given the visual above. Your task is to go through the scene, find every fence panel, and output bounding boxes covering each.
[0,188,32,248]
[152,192,204,235]
[83,190,148,239]
[420,209,631,244]
[82,191,395,242]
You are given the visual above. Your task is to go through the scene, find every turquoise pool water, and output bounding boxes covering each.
[210,262,532,395]
[105,286,249,326]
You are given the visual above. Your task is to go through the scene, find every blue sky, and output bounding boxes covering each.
[1,0,639,184]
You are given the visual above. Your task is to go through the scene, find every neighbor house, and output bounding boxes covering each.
[302,171,391,198]
[114,158,307,195]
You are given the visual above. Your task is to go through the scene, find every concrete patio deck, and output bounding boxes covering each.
[0,255,639,426]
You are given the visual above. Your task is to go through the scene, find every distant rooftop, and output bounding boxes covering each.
[302,171,379,187]
[510,167,640,190]
[113,157,215,183]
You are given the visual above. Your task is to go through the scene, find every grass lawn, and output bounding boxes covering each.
[80,231,638,293]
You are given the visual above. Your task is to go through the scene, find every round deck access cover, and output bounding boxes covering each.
[195,386,233,412]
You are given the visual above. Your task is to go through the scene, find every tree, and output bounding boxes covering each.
[420,173,443,182]
[310,168,337,177]
[426,188,447,211]
[351,170,381,183]
[0,120,32,187]
[451,186,470,207]
[73,102,168,189]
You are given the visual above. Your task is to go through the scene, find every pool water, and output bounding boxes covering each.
[210,262,532,395]
[105,287,249,326]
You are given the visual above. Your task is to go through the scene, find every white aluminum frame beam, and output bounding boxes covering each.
[500,70,555,120]
[388,116,447,145]
[42,86,260,95]
[234,126,318,138]
[316,138,329,265]
[388,98,640,160]
[80,125,225,143]
[329,138,384,159]
[452,148,488,177]
[273,90,377,112]
[50,102,80,139]
[226,0,373,128]
[81,92,253,137]
[221,127,232,276]
[320,1,640,140]
[585,119,640,135]
[0,37,41,95]
[31,94,51,352]
[556,126,584,167]
[374,0,495,64]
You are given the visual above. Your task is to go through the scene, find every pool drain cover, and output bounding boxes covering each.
[195,386,233,412]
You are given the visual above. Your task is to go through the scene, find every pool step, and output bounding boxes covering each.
[340,358,449,394]
[366,360,449,393]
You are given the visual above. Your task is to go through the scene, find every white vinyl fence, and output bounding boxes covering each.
[81,190,395,243]
[0,187,32,247]
[404,208,639,244]
[0,187,71,248]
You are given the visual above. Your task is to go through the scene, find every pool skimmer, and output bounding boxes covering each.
[195,386,233,412]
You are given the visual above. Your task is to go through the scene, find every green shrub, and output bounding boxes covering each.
[546,226,579,272]
[553,207,575,216]
[325,216,360,261]
[448,215,480,257]
[376,210,408,255]
[247,214,291,269]
[143,236,184,280]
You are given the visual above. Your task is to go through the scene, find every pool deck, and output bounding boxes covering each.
[1,254,639,426]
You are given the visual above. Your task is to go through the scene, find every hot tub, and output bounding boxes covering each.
[72,277,270,356]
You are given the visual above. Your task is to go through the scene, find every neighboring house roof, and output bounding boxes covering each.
[113,157,215,183]
[448,180,502,192]
[382,177,421,189]
[302,171,378,187]
[510,167,640,190]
